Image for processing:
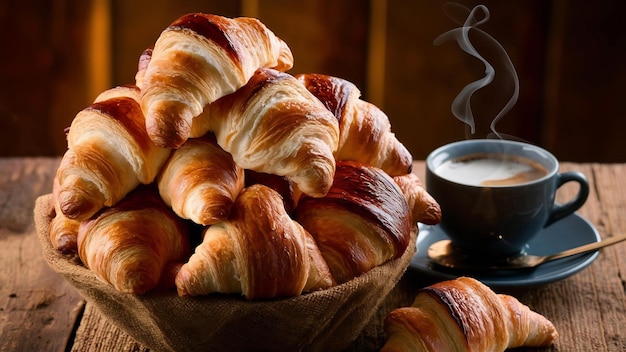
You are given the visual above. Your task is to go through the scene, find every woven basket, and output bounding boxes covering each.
[34,194,416,352]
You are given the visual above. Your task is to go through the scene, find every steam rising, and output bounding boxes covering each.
[434,3,519,138]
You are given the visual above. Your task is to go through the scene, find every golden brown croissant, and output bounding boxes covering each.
[296,73,413,176]
[140,13,294,148]
[77,185,191,295]
[206,68,340,198]
[393,173,442,225]
[382,277,558,351]
[132,46,212,140]
[49,212,80,254]
[175,184,335,299]
[55,85,171,221]
[49,176,80,254]
[157,133,244,225]
[295,161,412,284]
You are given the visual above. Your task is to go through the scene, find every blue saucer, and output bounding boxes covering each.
[409,213,601,289]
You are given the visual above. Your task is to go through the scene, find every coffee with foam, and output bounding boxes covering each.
[435,153,548,187]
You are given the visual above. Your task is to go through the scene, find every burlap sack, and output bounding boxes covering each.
[35,194,416,352]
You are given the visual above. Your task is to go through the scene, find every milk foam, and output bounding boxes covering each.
[435,155,544,186]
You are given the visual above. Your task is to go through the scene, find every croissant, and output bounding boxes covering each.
[77,185,191,294]
[381,277,558,351]
[49,176,80,254]
[49,211,80,254]
[131,45,211,140]
[140,13,294,148]
[157,133,244,225]
[296,73,413,176]
[175,184,335,299]
[55,85,171,220]
[393,173,442,225]
[206,68,340,197]
[295,161,412,284]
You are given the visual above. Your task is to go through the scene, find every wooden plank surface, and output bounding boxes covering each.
[0,158,85,352]
[0,158,625,351]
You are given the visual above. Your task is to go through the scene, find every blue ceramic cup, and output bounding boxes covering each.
[425,139,589,258]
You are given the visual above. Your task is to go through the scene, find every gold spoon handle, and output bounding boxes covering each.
[544,233,626,262]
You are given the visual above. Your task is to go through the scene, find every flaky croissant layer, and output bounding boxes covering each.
[207,68,340,198]
[296,73,413,177]
[55,85,171,221]
[175,184,335,299]
[157,133,244,226]
[296,161,412,283]
[140,13,294,148]
[77,185,190,294]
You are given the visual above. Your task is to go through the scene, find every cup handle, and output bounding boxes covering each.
[545,171,590,227]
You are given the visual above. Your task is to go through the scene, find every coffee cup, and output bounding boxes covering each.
[425,139,589,259]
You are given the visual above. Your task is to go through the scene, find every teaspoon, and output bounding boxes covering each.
[428,233,626,271]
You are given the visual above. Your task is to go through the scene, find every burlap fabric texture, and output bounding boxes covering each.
[35,194,417,352]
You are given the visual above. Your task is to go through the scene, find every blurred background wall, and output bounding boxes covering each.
[1,0,625,162]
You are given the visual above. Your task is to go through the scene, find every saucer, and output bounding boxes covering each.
[409,213,601,289]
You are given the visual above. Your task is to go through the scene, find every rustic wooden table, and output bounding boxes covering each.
[1,157,625,351]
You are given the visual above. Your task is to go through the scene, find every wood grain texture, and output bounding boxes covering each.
[70,304,148,352]
[541,0,626,163]
[256,0,369,91]
[2,0,626,162]
[0,1,95,156]
[0,158,85,352]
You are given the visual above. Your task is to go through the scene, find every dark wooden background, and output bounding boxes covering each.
[2,0,625,162]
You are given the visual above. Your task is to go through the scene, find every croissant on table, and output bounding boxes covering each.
[382,277,558,352]
[204,68,340,198]
[157,133,244,226]
[77,184,191,295]
[140,13,294,148]
[175,184,335,299]
[296,73,413,177]
[55,85,171,221]
[295,161,412,284]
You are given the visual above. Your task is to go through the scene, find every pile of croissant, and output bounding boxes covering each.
[48,13,442,299]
